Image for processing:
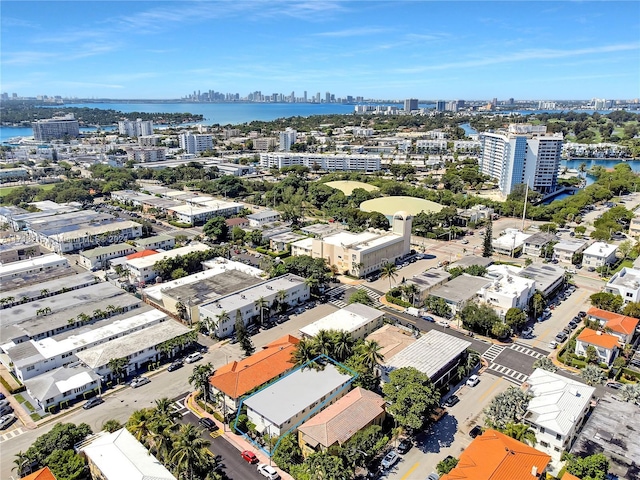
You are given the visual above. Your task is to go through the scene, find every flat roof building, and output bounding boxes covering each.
[604,267,640,304]
[125,243,211,284]
[0,253,68,283]
[583,241,618,268]
[553,238,588,264]
[299,304,384,340]
[79,243,139,271]
[517,264,566,298]
[428,274,492,314]
[492,229,533,256]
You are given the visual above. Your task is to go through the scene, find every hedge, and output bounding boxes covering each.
[0,375,25,394]
[385,293,411,308]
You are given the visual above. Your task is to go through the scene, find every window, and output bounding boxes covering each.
[540,441,549,448]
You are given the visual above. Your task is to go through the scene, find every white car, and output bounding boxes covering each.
[130,377,151,388]
[381,450,400,469]
[185,352,203,364]
[521,327,534,337]
[466,375,480,387]
[0,413,16,430]
[437,320,450,328]
[548,340,558,349]
[257,464,280,479]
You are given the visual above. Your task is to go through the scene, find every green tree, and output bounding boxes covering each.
[564,453,609,480]
[382,367,440,430]
[622,301,640,318]
[437,456,459,475]
[501,422,537,446]
[189,363,215,410]
[532,357,557,372]
[380,262,398,289]
[127,408,155,444]
[460,303,501,336]
[44,449,86,480]
[272,433,303,471]
[24,423,92,467]
[581,365,606,386]
[423,295,452,318]
[254,296,269,326]
[483,218,493,257]
[589,292,623,313]
[347,289,373,306]
[355,340,385,370]
[234,311,254,356]
[529,291,546,320]
[505,308,527,331]
[484,387,531,430]
[585,345,599,364]
[339,424,389,469]
[107,357,129,383]
[101,419,123,433]
[291,337,319,367]
[170,424,211,480]
[203,216,228,240]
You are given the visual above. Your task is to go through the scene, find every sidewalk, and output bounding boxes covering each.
[185,391,293,480]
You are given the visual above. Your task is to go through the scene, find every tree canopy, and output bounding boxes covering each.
[382,367,440,430]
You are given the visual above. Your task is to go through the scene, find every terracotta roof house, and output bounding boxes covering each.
[440,429,550,480]
[297,387,386,456]
[586,307,639,345]
[21,467,57,480]
[125,249,158,260]
[209,335,299,414]
[562,474,582,480]
[575,328,619,365]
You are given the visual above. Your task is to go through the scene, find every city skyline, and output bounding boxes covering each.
[2,1,639,100]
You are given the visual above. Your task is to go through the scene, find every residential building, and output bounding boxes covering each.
[0,167,29,182]
[209,335,299,415]
[604,267,640,303]
[179,132,214,154]
[582,242,618,268]
[199,274,309,338]
[118,118,154,137]
[78,243,138,271]
[125,243,211,285]
[299,304,384,341]
[260,153,381,172]
[403,98,418,112]
[244,363,353,437]
[126,147,166,163]
[428,274,492,314]
[456,204,493,226]
[0,241,41,264]
[628,215,640,238]
[32,114,80,142]
[226,217,250,228]
[478,264,535,314]
[0,253,68,283]
[269,231,307,252]
[571,394,640,480]
[252,137,277,151]
[24,364,102,412]
[523,369,595,471]
[553,239,588,264]
[279,127,297,151]
[216,163,255,176]
[381,330,471,388]
[405,269,450,304]
[291,212,412,278]
[21,467,57,480]
[586,307,639,345]
[168,200,243,225]
[522,232,558,257]
[298,387,386,456]
[492,229,533,256]
[575,328,619,365]
[517,264,566,299]
[247,209,281,227]
[440,429,551,480]
[79,428,177,480]
[132,234,176,251]
[478,124,563,197]
[416,139,447,153]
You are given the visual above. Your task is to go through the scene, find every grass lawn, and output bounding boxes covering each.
[0,183,56,197]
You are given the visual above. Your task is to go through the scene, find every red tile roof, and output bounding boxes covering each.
[577,328,620,349]
[298,387,385,448]
[562,474,581,480]
[440,429,550,480]
[21,467,57,480]
[125,249,158,260]
[226,217,249,227]
[209,335,299,399]
[587,307,639,336]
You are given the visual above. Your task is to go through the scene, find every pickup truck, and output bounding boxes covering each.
[429,407,447,423]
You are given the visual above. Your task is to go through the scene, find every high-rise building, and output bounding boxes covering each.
[179,132,214,154]
[492,97,498,107]
[404,98,419,112]
[279,128,297,151]
[479,124,563,197]
[32,114,80,142]
[303,91,307,102]
[118,118,154,137]
[325,92,331,103]
[436,101,446,112]
[316,92,321,103]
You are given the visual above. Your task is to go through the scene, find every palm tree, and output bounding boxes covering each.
[254,296,269,326]
[331,331,354,362]
[77,312,91,324]
[313,330,334,357]
[292,338,318,367]
[12,451,31,477]
[381,262,398,289]
[105,304,116,316]
[40,289,49,297]
[102,419,123,433]
[532,357,557,373]
[502,422,537,446]
[403,283,419,306]
[126,408,155,444]
[581,365,606,386]
[107,357,129,383]
[189,363,215,411]
[276,289,288,313]
[170,424,211,480]
[0,296,14,307]
[175,302,187,321]
[356,340,385,369]
[153,397,180,424]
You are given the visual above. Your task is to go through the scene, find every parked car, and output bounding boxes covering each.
[241,450,258,464]
[422,315,435,322]
[437,320,450,328]
[429,407,447,423]
[578,311,587,318]
[397,438,412,454]
[83,397,104,410]
[606,382,623,390]
[426,473,440,480]
[198,417,219,431]
[555,332,568,343]
[466,375,480,387]
[257,464,280,479]
[469,425,483,438]
[0,402,13,415]
[130,377,151,388]
[168,359,184,371]
[381,450,400,469]
[549,340,558,349]
[185,352,203,364]
[521,327,534,337]
[444,395,460,407]
[0,393,5,401]
[0,413,16,430]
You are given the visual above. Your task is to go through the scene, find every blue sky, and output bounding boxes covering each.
[2,1,639,100]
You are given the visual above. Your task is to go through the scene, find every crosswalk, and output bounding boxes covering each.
[510,343,545,359]
[326,284,383,309]
[172,396,189,417]
[486,364,529,384]
[0,426,25,444]
[481,344,505,363]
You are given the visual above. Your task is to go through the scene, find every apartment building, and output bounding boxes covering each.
[260,153,381,172]
[118,119,154,137]
[179,132,213,154]
[32,114,80,142]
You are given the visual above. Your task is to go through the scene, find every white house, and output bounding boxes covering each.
[125,243,211,285]
[604,267,640,304]
[586,307,639,346]
[575,328,619,365]
[553,239,588,264]
[79,243,138,271]
[523,369,595,473]
[0,253,69,283]
[492,229,532,256]
[24,364,102,412]
[477,265,535,314]
[243,364,353,437]
[522,232,557,258]
[247,210,281,227]
[582,242,618,269]
[299,304,384,341]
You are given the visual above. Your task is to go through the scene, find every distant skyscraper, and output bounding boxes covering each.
[316,92,321,103]
[436,101,446,112]
[325,92,331,103]
[492,97,498,107]
[32,114,80,142]
[479,124,563,197]
[303,91,307,102]
[508,98,515,105]
[404,98,418,112]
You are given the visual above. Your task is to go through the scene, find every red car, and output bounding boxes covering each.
[241,450,258,464]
